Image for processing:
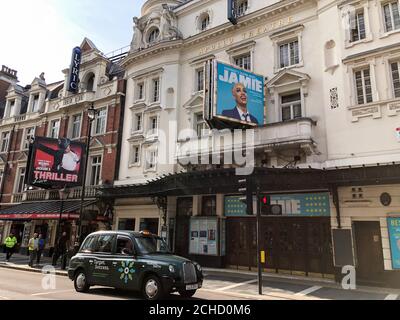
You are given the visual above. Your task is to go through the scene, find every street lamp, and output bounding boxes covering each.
[56,187,70,250]
[76,103,98,251]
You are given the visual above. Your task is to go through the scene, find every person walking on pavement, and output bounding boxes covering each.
[36,234,45,265]
[28,233,39,267]
[4,232,18,262]
[52,231,69,270]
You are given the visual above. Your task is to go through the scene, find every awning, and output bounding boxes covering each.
[0,200,97,220]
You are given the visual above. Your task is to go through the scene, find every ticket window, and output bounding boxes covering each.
[139,218,159,235]
[118,219,135,231]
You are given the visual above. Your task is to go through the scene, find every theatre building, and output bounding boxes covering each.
[104,0,400,287]
[0,38,125,255]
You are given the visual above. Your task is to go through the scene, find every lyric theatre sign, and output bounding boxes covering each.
[198,16,293,56]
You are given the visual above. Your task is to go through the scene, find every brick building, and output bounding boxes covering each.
[0,38,126,254]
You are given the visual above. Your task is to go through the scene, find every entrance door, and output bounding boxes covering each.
[174,197,193,258]
[353,221,384,284]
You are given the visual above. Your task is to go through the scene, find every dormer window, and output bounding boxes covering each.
[31,94,40,112]
[86,73,95,91]
[7,100,15,118]
[148,28,160,44]
[199,13,210,31]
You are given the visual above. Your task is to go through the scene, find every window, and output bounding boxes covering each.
[118,219,135,231]
[148,28,160,44]
[71,114,81,139]
[94,234,115,253]
[93,107,107,135]
[117,236,135,255]
[80,235,98,253]
[139,218,159,235]
[237,0,248,16]
[281,91,302,121]
[383,1,400,32]
[49,119,60,138]
[0,132,10,153]
[145,150,157,170]
[391,62,400,98]
[196,69,204,91]
[355,67,373,105]
[350,10,366,42]
[202,196,216,216]
[22,127,35,150]
[137,82,144,100]
[89,155,102,186]
[134,113,142,132]
[234,53,252,71]
[15,167,26,193]
[177,197,193,217]
[195,113,207,137]
[152,78,160,102]
[150,116,158,131]
[130,145,140,165]
[8,100,15,118]
[31,94,40,112]
[279,40,299,68]
[200,14,210,31]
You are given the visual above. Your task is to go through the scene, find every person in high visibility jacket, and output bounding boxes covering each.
[28,233,39,267]
[4,232,18,262]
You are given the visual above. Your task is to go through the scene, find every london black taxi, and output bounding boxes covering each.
[68,230,203,300]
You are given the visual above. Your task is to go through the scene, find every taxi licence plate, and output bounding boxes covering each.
[186,284,199,290]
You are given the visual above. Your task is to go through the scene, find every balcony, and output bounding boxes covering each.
[176,118,317,161]
[12,186,100,203]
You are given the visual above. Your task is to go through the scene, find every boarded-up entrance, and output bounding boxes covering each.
[226,217,334,276]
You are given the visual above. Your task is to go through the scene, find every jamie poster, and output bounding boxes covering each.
[213,60,264,126]
[387,217,400,269]
[26,136,86,188]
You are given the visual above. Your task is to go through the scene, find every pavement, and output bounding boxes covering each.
[1,253,400,300]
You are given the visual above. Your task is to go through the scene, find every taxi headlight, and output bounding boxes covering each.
[194,262,202,272]
[169,265,175,273]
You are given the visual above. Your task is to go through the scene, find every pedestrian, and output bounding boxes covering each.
[36,234,45,265]
[4,232,18,262]
[28,233,39,267]
[52,231,69,270]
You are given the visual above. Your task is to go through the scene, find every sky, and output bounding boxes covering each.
[0,0,146,85]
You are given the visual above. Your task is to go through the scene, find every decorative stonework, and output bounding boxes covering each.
[330,87,339,109]
[387,100,400,116]
[351,105,381,122]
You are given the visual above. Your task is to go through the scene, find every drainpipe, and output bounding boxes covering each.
[331,185,342,229]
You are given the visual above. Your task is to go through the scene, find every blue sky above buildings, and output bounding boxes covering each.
[0,0,145,85]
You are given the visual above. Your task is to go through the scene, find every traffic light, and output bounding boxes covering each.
[259,194,282,215]
[238,178,254,215]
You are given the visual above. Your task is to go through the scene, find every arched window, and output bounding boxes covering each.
[237,0,248,16]
[148,28,160,44]
[199,14,210,31]
[86,73,95,91]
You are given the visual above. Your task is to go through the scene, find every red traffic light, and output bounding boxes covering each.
[261,196,269,205]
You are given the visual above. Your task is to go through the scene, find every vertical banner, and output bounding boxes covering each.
[387,217,400,269]
[67,46,82,93]
[227,0,238,25]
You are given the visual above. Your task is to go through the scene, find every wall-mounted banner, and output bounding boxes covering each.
[224,193,330,217]
[212,60,265,127]
[26,136,86,189]
[67,46,82,93]
[387,217,400,269]
[227,0,238,25]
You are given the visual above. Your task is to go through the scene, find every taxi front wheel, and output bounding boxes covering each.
[74,270,90,293]
[142,275,164,300]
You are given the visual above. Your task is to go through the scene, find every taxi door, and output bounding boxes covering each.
[110,235,140,290]
[87,234,116,286]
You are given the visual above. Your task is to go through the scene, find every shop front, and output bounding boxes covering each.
[224,193,334,277]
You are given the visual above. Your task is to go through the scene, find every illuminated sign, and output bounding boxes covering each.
[67,46,82,93]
